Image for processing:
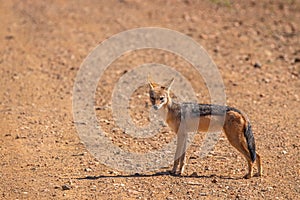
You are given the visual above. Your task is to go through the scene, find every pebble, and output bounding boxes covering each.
[265,50,272,57]
[267,186,274,191]
[278,54,289,62]
[253,62,262,68]
[282,150,288,154]
[5,35,14,40]
[190,172,198,177]
[90,185,97,191]
[62,184,71,190]
[84,167,92,172]
[199,33,208,40]
[186,181,202,186]
[293,57,300,63]
[128,189,139,195]
[262,78,270,83]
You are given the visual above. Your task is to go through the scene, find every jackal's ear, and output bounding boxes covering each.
[148,75,155,89]
[164,77,175,91]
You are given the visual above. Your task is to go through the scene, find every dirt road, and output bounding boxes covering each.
[0,0,299,199]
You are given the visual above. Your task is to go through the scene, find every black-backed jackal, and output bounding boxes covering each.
[148,77,262,179]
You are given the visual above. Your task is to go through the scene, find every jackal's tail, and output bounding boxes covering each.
[244,121,256,162]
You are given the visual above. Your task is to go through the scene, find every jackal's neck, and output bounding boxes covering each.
[164,95,180,113]
[163,96,181,131]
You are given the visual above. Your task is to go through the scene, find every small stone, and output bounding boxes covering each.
[62,184,71,190]
[212,178,218,183]
[261,188,267,192]
[190,172,198,177]
[265,50,272,57]
[213,46,220,53]
[253,62,262,68]
[183,13,191,21]
[232,82,238,86]
[283,23,295,34]
[5,35,14,40]
[199,193,207,196]
[128,189,139,195]
[84,168,92,172]
[199,33,208,40]
[234,21,242,27]
[262,78,270,83]
[293,57,300,63]
[267,186,274,191]
[90,185,97,191]
[282,150,288,154]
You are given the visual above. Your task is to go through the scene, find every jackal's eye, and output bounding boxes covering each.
[160,97,164,101]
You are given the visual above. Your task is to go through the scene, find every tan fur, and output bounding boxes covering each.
[148,77,262,178]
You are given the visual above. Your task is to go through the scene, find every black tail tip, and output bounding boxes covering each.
[245,123,256,162]
[250,150,256,162]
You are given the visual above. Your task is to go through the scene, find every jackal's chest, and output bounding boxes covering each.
[166,117,179,132]
[165,111,181,132]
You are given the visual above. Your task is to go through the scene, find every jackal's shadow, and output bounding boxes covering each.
[76,172,241,180]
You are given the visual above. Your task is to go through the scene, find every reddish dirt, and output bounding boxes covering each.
[0,0,299,199]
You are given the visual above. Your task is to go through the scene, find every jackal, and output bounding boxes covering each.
[148,77,262,179]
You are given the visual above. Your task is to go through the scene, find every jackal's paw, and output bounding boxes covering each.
[180,166,185,173]
[254,172,263,177]
[177,172,185,177]
[169,170,177,175]
[243,173,252,179]
[179,170,185,176]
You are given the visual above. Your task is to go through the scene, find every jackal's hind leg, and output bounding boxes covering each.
[233,143,255,179]
[224,111,256,178]
[224,131,255,178]
[224,129,256,178]
[244,159,254,179]
[254,153,263,177]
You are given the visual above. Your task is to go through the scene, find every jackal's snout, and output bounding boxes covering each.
[152,105,160,110]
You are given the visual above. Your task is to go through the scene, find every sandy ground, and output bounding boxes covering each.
[0,0,300,199]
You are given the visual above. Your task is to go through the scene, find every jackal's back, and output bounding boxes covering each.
[180,103,242,118]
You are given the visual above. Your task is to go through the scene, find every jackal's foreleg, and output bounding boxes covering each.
[179,151,186,175]
[172,128,187,175]
[171,159,179,174]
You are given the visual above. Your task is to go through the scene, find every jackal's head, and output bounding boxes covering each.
[148,76,174,110]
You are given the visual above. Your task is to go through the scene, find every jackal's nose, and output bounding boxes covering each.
[153,105,159,110]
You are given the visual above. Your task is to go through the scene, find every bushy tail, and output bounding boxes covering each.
[244,122,256,162]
